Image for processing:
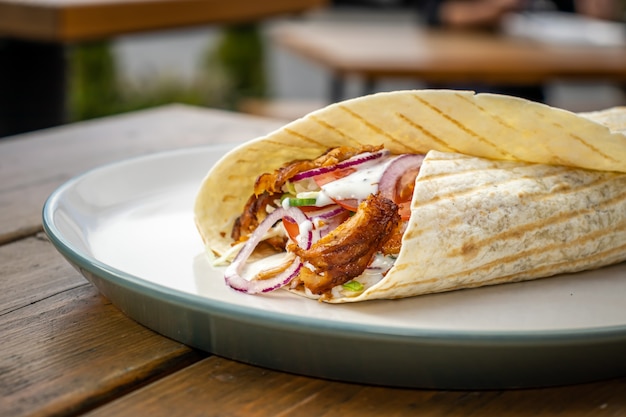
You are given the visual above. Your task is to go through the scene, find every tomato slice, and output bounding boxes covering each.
[395,166,420,202]
[299,205,322,213]
[391,166,419,221]
[282,217,300,242]
[333,198,359,212]
[398,202,411,221]
[313,167,356,187]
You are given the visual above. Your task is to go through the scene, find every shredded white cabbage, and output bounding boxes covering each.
[210,224,287,266]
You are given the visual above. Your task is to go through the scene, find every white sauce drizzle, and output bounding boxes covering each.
[316,156,397,206]
[297,219,313,248]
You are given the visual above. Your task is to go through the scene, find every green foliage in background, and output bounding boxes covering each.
[205,23,267,110]
[68,24,267,122]
[68,41,120,121]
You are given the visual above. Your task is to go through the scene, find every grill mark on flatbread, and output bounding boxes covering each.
[581,107,626,134]
[308,115,362,147]
[548,154,576,167]
[390,222,626,292]
[533,110,620,165]
[552,121,620,164]
[417,170,561,191]
[395,112,461,153]
[481,241,626,285]
[397,238,626,296]
[281,128,337,149]
[457,93,515,131]
[457,93,558,161]
[405,171,623,241]
[453,235,626,290]
[456,196,625,257]
[417,162,510,182]
[338,105,418,153]
[527,170,609,201]
[448,170,615,205]
[453,186,626,259]
[411,93,514,159]
[413,165,607,208]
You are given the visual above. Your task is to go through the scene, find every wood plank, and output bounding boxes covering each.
[82,356,626,417]
[0,104,283,244]
[271,22,626,84]
[0,233,84,315]
[0,237,206,417]
[0,0,327,42]
[61,0,327,41]
[0,2,58,40]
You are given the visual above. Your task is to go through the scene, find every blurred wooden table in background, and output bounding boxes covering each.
[0,0,328,137]
[271,20,626,102]
[0,0,326,41]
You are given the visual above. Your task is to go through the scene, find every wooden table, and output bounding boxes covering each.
[2,104,626,416]
[271,20,626,102]
[0,0,327,137]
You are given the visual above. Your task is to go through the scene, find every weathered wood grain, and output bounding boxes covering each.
[0,104,283,244]
[0,105,288,417]
[0,236,206,417]
[0,233,84,315]
[0,105,286,416]
[82,356,626,417]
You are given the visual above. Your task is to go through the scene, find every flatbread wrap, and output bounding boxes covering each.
[194,89,626,303]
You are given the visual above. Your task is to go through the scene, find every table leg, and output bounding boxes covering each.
[330,75,377,103]
[330,73,344,104]
[363,77,376,96]
[0,38,67,137]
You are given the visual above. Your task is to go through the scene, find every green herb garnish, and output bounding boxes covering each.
[288,197,317,207]
[342,280,364,292]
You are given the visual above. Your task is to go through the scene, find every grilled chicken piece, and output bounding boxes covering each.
[233,145,385,243]
[231,192,287,251]
[381,221,407,256]
[253,144,383,196]
[231,192,274,241]
[253,159,316,196]
[292,193,400,295]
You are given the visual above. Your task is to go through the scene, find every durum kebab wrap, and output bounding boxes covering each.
[194,90,626,303]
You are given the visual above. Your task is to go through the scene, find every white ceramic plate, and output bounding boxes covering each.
[43,145,626,389]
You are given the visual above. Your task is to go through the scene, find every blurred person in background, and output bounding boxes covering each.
[419,0,623,102]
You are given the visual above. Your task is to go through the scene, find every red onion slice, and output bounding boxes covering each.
[305,205,349,238]
[290,149,389,182]
[378,154,425,202]
[226,258,302,294]
[303,204,345,220]
[317,212,350,238]
[224,207,307,294]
